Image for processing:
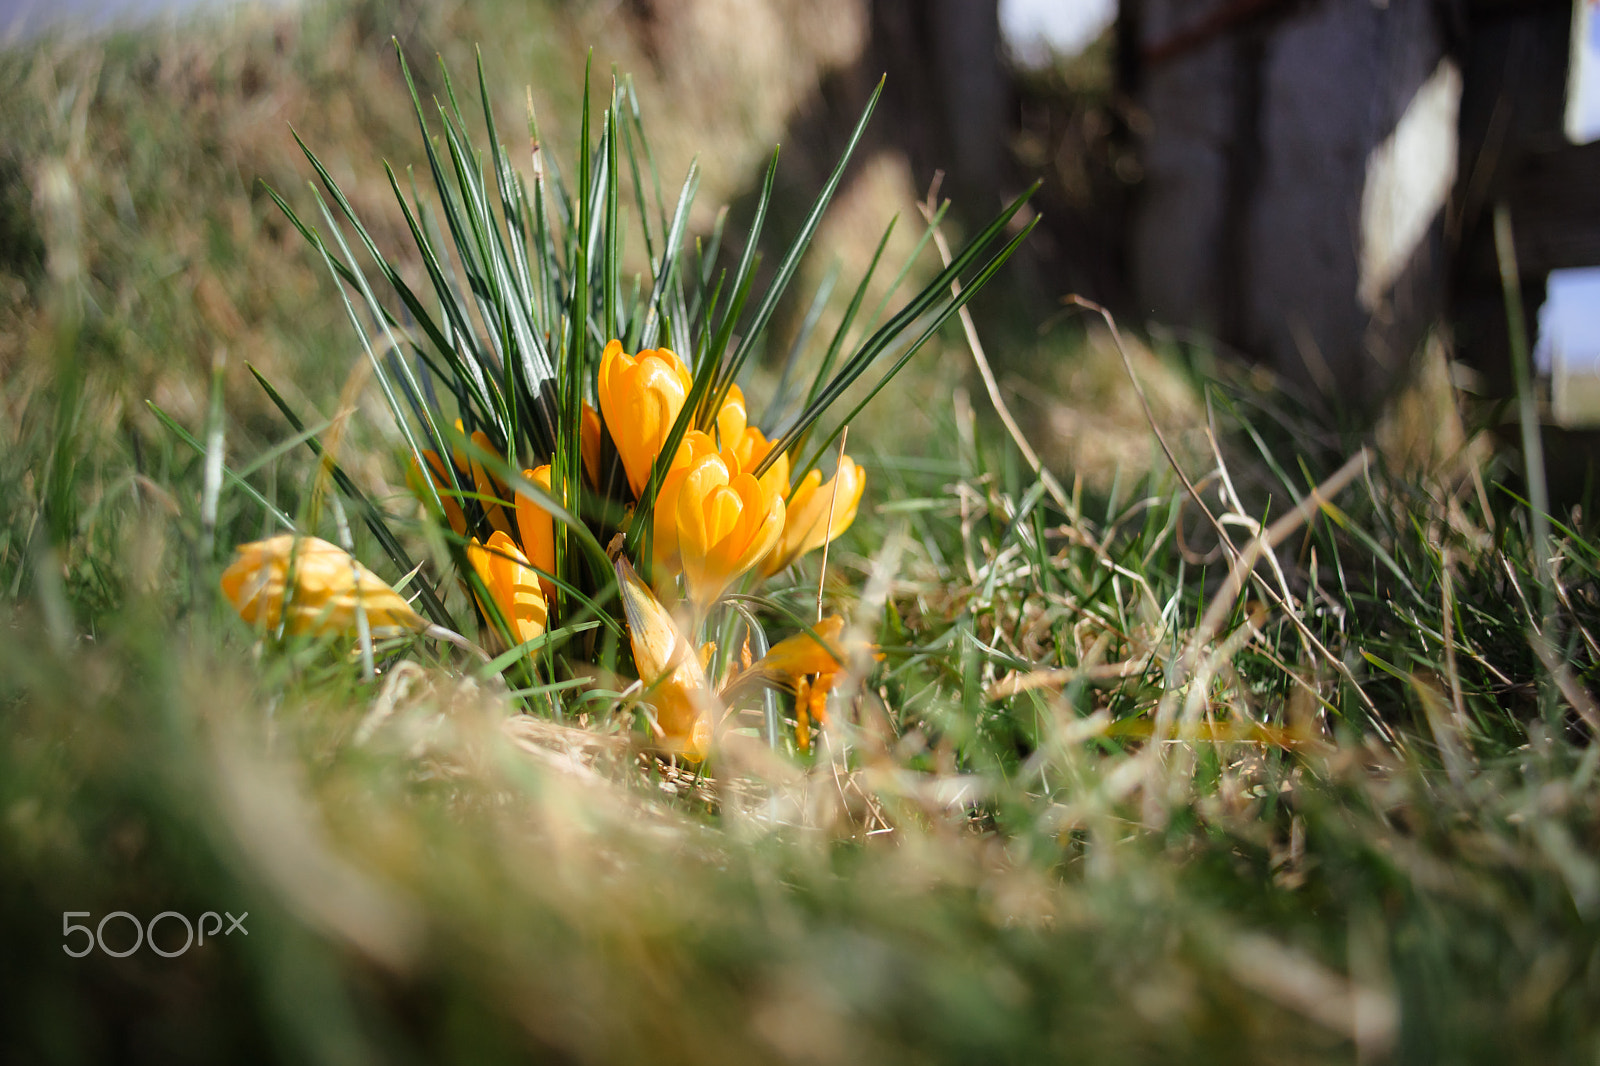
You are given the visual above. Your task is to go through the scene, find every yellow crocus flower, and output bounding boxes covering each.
[616,556,715,758]
[651,430,720,578]
[468,430,514,537]
[466,531,548,647]
[220,534,427,638]
[410,450,468,537]
[596,339,693,498]
[673,447,785,607]
[758,615,852,678]
[751,616,882,752]
[514,464,557,599]
[763,456,866,576]
[724,424,789,500]
[652,425,792,579]
[580,402,603,488]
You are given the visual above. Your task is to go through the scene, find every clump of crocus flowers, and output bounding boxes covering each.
[221,340,869,761]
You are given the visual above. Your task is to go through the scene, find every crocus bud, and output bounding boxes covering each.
[597,339,693,498]
[514,465,557,599]
[220,534,427,638]
[616,556,714,758]
[466,531,548,647]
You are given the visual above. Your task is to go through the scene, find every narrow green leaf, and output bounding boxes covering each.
[768,195,1040,478]
[708,77,885,418]
[766,260,839,427]
[146,401,297,533]
[244,366,456,629]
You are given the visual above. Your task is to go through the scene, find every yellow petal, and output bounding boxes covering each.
[580,404,603,488]
[616,555,696,685]
[755,616,881,680]
[597,340,630,416]
[468,532,548,646]
[736,473,786,569]
[220,534,427,638]
[751,616,883,749]
[449,418,469,479]
[624,359,689,490]
[725,425,789,499]
[652,466,689,577]
[674,452,732,566]
[680,469,784,607]
[764,456,865,575]
[647,346,694,395]
[616,555,714,757]
[411,450,467,537]
[598,341,693,498]
[715,383,747,449]
[704,483,744,548]
[514,465,556,599]
[760,616,848,678]
[469,430,513,537]
[650,431,718,578]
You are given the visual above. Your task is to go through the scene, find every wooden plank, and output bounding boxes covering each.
[1507,141,1600,274]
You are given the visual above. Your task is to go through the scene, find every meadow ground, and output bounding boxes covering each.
[5,3,1600,1063]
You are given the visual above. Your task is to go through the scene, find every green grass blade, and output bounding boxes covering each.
[797,215,900,419]
[145,401,296,533]
[245,366,456,630]
[699,148,776,393]
[764,193,1039,478]
[766,260,840,426]
[707,77,884,416]
[638,159,700,351]
[857,199,948,344]
[602,81,622,349]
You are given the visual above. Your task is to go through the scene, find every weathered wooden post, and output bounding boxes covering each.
[1126,0,1463,407]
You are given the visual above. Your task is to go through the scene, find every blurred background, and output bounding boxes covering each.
[4,0,1598,485]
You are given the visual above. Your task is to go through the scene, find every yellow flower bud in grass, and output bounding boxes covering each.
[674,448,785,608]
[514,465,557,599]
[616,556,715,758]
[468,430,514,537]
[467,531,548,647]
[220,534,427,638]
[411,450,468,537]
[597,339,693,498]
[580,403,603,488]
[763,456,866,576]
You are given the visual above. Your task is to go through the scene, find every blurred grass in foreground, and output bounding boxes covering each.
[6,2,1600,1064]
[10,350,1600,1063]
